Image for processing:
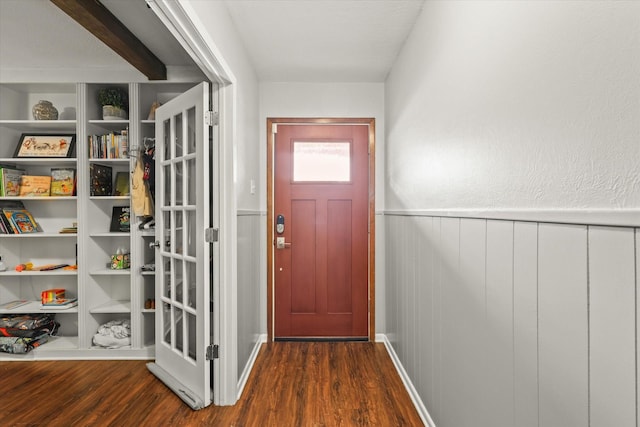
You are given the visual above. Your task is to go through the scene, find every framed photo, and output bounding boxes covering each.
[14,133,75,158]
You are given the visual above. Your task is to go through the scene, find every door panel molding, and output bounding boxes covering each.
[266,117,375,341]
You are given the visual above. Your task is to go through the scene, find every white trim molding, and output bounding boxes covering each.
[384,208,640,228]
[145,0,233,85]
[237,334,267,400]
[380,334,436,427]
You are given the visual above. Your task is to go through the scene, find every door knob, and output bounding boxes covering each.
[149,241,160,249]
[275,237,291,249]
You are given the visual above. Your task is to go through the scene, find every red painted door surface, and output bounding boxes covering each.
[274,124,369,338]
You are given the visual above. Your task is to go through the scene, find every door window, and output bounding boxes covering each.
[292,141,351,182]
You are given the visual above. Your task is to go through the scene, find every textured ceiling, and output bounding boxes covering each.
[224,0,425,82]
[0,0,424,83]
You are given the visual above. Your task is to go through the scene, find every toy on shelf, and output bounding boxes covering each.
[14,262,33,272]
[14,262,76,272]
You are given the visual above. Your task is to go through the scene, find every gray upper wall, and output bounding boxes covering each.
[385,1,640,211]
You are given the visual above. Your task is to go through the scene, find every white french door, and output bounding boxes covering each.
[148,82,216,409]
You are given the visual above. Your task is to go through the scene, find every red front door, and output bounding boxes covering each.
[274,124,369,338]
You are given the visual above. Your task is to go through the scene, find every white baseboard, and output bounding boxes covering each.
[379,334,436,427]
[237,333,267,400]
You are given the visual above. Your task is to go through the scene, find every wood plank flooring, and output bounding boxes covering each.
[1,342,424,426]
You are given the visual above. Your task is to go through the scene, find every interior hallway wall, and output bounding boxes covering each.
[259,82,386,333]
[386,1,639,211]
[383,1,640,426]
[386,215,639,427]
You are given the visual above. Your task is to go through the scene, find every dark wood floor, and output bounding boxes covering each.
[2,341,424,426]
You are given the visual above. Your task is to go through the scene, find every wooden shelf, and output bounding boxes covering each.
[0,196,76,201]
[89,300,131,313]
[89,269,131,276]
[0,232,77,238]
[0,119,77,131]
[0,270,77,277]
[0,157,77,166]
[89,232,130,238]
[87,158,130,164]
[0,300,78,313]
[89,196,130,201]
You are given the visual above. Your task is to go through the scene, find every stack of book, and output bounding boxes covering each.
[0,201,42,234]
[59,222,78,234]
[40,298,78,310]
[40,289,77,310]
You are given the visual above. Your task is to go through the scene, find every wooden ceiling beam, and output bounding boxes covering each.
[50,0,167,80]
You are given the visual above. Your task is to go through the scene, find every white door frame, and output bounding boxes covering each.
[266,118,377,342]
[146,0,238,406]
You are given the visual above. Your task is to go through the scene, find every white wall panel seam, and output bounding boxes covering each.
[536,222,541,427]
[587,225,591,427]
[633,228,640,427]
[511,220,516,427]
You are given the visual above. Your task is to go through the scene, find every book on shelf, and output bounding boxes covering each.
[50,168,76,196]
[40,300,78,310]
[110,206,130,232]
[3,208,41,233]
[0,200,25,234]
[40,288,77,310]
[113,171,130,196]
[88,130,129,159]
[0,166,25,196]
[40,297,77,308]
[0,300,30,310]
[0,201,41,234]
[89,163,112,196]
[59,222,78,234]
[19,175,52,197]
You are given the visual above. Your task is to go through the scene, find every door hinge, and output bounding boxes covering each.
[205,228,219,243]
[206,344,219,360]
[205,111,219,127]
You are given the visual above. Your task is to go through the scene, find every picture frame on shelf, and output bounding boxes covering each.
[110,206,131,232]
[14,133,75,158]
[113,171,130,196]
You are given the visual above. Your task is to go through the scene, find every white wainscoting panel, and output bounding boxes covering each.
[385,213,639,427]
[237,212,263,386]
[513,221,539,427]
[415,216,433,412]
[485,220,514,427]
[458,219,487,426]
[538,224,588,427]
[385,216,398,348]
[588,226,636,426]
[438,217,462,427]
